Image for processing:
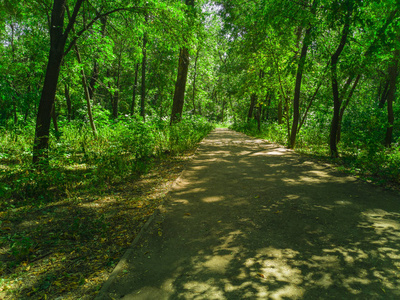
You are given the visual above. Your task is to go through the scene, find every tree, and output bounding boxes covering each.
[385,48,399,147]
[289,0,318,148]
[329,3,352,158]
[170,0,195,124]
[32,0,126,164]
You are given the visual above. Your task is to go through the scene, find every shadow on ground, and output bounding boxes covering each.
[99,129,400,300]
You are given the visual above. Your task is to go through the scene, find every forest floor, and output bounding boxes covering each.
[0,151,196,299]
[96,128,400,300]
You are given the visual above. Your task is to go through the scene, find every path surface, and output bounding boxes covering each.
[97,129,400,299]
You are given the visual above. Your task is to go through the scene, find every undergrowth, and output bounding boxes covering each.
[0,115,213,206]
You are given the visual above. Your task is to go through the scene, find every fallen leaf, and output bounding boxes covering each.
[184,213,191,216]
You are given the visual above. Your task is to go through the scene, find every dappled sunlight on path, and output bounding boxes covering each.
[97,128,400,300]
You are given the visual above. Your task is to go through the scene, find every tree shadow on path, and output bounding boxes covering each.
[98,128,400,300]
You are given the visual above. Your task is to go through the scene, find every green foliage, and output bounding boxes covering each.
[169,116,213,153]
[0,116,213,208]
[231,120,287,145]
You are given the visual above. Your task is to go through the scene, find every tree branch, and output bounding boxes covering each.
[63,0,85,44]
[64,6,147,56]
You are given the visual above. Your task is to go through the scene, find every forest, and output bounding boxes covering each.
[0,0,399,298]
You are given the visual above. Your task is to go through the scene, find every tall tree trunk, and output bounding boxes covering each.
[89,61,99,101]
[88,17,107,102]
[329,11,351,158]
[170,0,194,124]
[170,47,190,124]
[141,32,147,120]
[33,0,68,164]
[336,74,361,143]
[256,104,262,132]
[289,27,312,149]
[33,65,59,159]
[33,0,88,164]
[379,79,390,108]
[192,48,200,114]
[131,62,139,115]
[112,49,122,119]
[278,100,283,124]
[385,50,399,147]
[112,91,119,119]
[247,93,256,122]
[298,80,322,133]
[74,44,97,136]
[265,93,272,121]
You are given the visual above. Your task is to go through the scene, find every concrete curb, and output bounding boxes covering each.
[94,208,161,300]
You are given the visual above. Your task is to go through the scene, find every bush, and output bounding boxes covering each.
[0,115,214,205]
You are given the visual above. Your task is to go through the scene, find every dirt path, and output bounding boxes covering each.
[96,128,400,299]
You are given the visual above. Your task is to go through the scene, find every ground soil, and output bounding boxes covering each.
[96,128,400,300]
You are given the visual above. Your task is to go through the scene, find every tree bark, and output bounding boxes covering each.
[278,100,283,124]
[256,104,262,132]
[170,0,194,124]
[247,93,256,122]
[329,11,351,158]
[336,74,361,143]
[88,16,107,102]
[33,0,89,164]
[33,0,126,163]
[74,44,97,136]
[141,32,147,120]
[385,50,399,147]
[112,48,122,119]
[289,27,312,149]
[33,0,68,164]
[379,79,390,108]
[298,80,322,133]
[265,92,272,121]
[192,48,200,114]
[131,62,140,115]
[170,47,190,124]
